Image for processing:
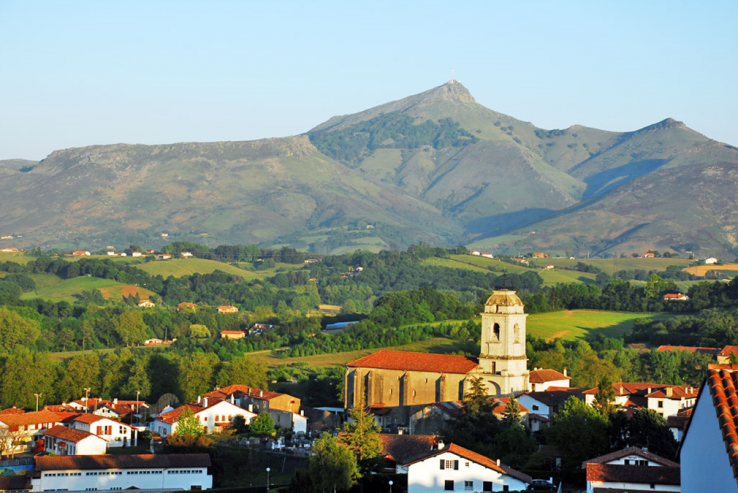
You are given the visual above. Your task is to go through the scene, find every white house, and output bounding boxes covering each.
[42,425,107,456]
[680,368,738,492]
[529,369,570,392]
[70,415,138,448]
[30,454,212,492]
[581,383,698,417]
[705,257,719,264]
[469,251,481,256]
[582,446,680,493]
[151,399,256,436]
[481,252,494,259]
[138,300,155,308]
[131,251,143,257]
[402,443,530,493]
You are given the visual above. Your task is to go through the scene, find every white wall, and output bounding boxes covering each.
[44,436,107,456]
[587,480,679,493]
[407,451,527,493]
[517,395,550,418]
[31,466,212,492]
[681,390,738,493]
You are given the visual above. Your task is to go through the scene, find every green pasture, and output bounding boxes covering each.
[527,309,674,342]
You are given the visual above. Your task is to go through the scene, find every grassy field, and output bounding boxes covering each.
[19,275,155,303]
[683,263,738,276]
[112,258,300,279]
[0,252,37,265]
[537,257,694,276]
[527,309,674,341]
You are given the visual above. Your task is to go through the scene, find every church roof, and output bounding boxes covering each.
[346,350,479,374]
[484,289,523,307]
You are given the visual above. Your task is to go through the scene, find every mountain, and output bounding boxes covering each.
[3,82,738,256]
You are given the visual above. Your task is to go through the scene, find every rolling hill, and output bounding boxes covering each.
[3,81,738,257]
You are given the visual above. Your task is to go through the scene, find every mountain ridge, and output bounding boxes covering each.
[3,82,738,257]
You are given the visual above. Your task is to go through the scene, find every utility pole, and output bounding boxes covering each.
[34,393,42,412]
[83,387,91,413]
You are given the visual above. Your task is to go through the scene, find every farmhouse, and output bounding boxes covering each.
[0,247,19,253]
[137,300,155,308]
[131,251,142,257]
[180,251,193,258]
[469,250,481,256]
[664,293,690,301]
[532,252,548,258]
[177,302,198,310]
[481,252,494,259]
[220,330,245,340]
[644,252,655,258]
[157,254,172,260]
[144,338,164,346]
[704,257,719,264]
[72,251,91,256]
[217,305,239,314]
[30,454,212,492]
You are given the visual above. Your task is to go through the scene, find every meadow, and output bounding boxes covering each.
[18,274,155,303]
[527,309,674,341]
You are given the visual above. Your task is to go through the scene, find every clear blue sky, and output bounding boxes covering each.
[1,0,736,160]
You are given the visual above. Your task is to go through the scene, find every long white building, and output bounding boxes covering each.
[30,454,212,492]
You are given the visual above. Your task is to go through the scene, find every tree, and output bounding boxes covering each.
[189,324,211,338]
[545,397,610,476]
[341,407,382,462]
[593,375,617,416]
[502,394,522,426]
[163,433,211,453]
[250,412,275,436]
[308,433,360,492]
[215,356,268,389]
[114,311,148,346]
[624,409,678,459]
[177,352,217,403]
[463,376,493,416]
[231,415,248,434]
[174,407,204,437]
[57,353,101,402]
[0,308,40,351]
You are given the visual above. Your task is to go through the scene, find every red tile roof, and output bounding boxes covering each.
[0,407,24,415]
[72,414,106,424]
[705,369,738,483]
[0,410,61,427]
[585,463,680,485]
[346,350,479,374]
[35,453,211,471]
[204,385,285,401]
[719,346,738,357]
[403,443,531,483]
[378,434,439,464]
[490,397,529,415]
[581,446,679,468]
[44,425,106,443]
[220,330,245,335]
[530,369,570,383]
[154,404,204,424]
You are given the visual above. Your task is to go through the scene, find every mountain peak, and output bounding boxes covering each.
[417,81,476,104]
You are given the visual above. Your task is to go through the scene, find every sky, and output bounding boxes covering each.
[1,0,736,160]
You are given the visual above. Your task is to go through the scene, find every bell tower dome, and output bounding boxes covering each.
[478,289,529,396]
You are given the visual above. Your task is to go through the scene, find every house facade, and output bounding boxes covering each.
[582,446,680,493]
[403,443,530,493]
[529,369,570,392]
[0,410,62,454]
[30,454,212,492]
[70,415,138,448]
[42,425,107,455]
[151,399,256,436]
[681,369,738,492]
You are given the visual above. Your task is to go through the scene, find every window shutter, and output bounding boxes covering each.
[440,459,445,470]
[454,460,459,470]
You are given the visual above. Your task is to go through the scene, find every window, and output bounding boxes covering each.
[493,323,500,341]
[650,484,655,489]
[465,462,470,468]
[464,481,473,490]
[532,405,539,411]
[503,487,509,492]
[483,482,492,492]
[445,481,454,491]
[658,401,663,408]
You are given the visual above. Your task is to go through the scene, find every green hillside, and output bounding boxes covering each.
[3,81,738,257]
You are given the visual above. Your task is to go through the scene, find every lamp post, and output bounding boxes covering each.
[83,387,91,413]
[34,393,42,412]
[265,467,270,492]
[389,480,393,493]
[136,390,140,424]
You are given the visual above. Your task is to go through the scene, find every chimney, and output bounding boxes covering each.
[563,368,567,377]
[666,387,673,398]
[437,440,444,450]
[260,390,263,398]
[113,398,118,404]
[300,410,304,416]
[398,429,403,435]
[248,404,254,412]
[230,394,235,404]
[203,397,208,408]
[647,387,651,394]
[197,395,202,403]
[497,459,500,466]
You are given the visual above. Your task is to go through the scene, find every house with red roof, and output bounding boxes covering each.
[717,346,738,365]
[220,330,246,340]
[663,293,690,301]
[217,305,238,314]
[150,398,256,437]
[681,368,738,492]
[517,388,584,431]
[582,446,680,493]
[0,410,62,454]
[657,345,720,357]
[70,415,138,448]
[401,442,531,492]
[529,368,570,392]
[581,382,698,417]
[42,425,107,456]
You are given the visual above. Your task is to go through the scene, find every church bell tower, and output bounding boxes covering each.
[478,289,530,396]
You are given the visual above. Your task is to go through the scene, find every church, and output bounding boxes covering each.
[344,289,532,426]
